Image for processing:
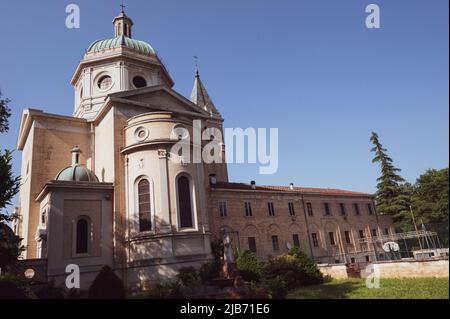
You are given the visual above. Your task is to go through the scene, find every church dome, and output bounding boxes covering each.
[87,35,155,56]
[55,165,99,182]
[55,146,99,182]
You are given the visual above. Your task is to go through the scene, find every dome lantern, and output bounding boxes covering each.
[113,6,133,38]
[55,146,99,182]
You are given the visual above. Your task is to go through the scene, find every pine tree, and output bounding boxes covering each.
[370,132,409,221]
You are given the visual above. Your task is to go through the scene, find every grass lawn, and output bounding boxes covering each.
[287,277,449,299]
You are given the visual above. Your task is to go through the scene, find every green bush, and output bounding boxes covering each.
[138,281,184,299]
[243,281,270,299]
[263,249,323,291]
[176,266,199,286]
[288,246,323,285]
[265,276,288,299]
[199,260,221,283]
[236,250,263,282]
[88,266,125,299]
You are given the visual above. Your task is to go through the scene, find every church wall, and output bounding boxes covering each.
[21,116,90,258]
[44,187,114,290]
[18,123,35,257]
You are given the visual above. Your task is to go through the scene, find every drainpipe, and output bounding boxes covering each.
[300,192,314,260]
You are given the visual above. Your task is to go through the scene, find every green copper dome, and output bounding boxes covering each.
[55,165,99,182]
[87,35,155,55]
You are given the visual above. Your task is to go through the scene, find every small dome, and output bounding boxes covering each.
[87,36,155,55]
[55,165,99,182]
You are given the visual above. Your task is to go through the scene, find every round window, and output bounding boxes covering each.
[134,127,149,141]
[24,268,35,279]
[133,76,147,88]
[98,75,112,90]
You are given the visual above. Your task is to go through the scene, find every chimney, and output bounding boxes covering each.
[289,182,294,190]
[250,180,256,190]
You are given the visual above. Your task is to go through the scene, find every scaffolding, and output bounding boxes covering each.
[358,230,442,250]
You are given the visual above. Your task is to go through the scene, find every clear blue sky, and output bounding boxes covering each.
[0,0,448,210]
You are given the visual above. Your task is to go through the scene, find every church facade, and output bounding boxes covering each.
[14,11,393,290]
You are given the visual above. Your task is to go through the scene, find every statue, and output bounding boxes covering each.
[223,234,234,263]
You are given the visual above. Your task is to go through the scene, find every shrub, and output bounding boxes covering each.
[88,266,125,299]
[236,250,263,282]
[0,275,30,299]
[176,266,199,286]
[288,246,323,285]
[263,250,323,291]
[199,260,221,283]
[34,280,65,299]
[138,281,184,299]
[243,281,270,299]
[265,276,288,299]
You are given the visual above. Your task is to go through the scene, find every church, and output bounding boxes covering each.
[14,10,394,290]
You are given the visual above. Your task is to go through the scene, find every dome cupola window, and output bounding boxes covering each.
[132,76,147,88]
[98,75,112,90]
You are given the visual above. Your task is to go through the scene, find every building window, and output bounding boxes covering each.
[344,231,351,244]
[132,76,147,88]
[350,257,356,263]
[177,176,193,228]
[306,202,313,216]
[97,75,112,90]
[267,202,275,216]
[138,179,152,232]
[248,237,257,253]
[41,211,46,225]
[328,232,336,246]
[76,218,89,254]
[288,202,295,216]
[244,202,253,217]
[367,203,374,215]
[324,203,331,216]
[219,201,228,217]
[372,229,377,237]
[271,235,280,251]
[383,228,389,235]
[293,234,300,247]
[354,203,360,215]
[365,256,370,262]
[311,233,319,247]
[339,203,346,216]
[359,230,365,239]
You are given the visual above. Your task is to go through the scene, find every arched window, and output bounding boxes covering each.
[138,179,152,232]
[178,176,193,228]
[76,218,89,254]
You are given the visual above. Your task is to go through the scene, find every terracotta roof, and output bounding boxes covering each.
[212,182,372,197]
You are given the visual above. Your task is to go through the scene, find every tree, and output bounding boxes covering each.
[411,168,449,245]
[0,91,12,133]
[0,91,22,273]
[88,266,125,299]
[370,132,409,221]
